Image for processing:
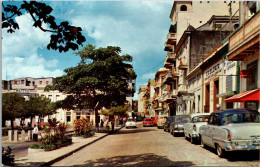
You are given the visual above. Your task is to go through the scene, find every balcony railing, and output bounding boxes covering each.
[166,32,177,45]
[164,43,173,52]
[228,11,260,60]
[165,52,176,63]
[178,84,187,94]
[172,67,179,78]
[178,58,188,70]
[162,71,174,84]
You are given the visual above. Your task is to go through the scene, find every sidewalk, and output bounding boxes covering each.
[13,126,123,166]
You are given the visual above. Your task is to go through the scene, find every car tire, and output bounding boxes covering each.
[201,135,206,148]
[190,136,195,144]
[184,134,188,140]
[216,144,225,158]
[164,128,166,132]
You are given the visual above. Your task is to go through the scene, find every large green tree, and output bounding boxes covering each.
[2,93,26,129]
[46,44,137,126]
[2,1,86,52]
[25,96,56,127]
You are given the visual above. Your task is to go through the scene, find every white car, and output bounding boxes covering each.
[183,113,210,144]
[125,119,137,128]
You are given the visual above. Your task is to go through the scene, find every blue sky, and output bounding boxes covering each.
[2,1,173,99]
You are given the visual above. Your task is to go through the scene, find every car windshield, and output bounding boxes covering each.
[175,116,190,122]
[222,113,260,125]
[127,119,134,122]
[192,115,209,123]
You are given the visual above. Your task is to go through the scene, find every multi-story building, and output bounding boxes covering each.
[2,76,135,127]
[152,68,168,116]
[162,1,239,115]
[138,85,148,117]
[226,1,260,112]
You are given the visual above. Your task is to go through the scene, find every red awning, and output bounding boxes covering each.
[225,89,260,103]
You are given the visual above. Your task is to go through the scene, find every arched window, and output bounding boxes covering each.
[180,5,187,11]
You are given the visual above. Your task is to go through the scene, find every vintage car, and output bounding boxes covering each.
[199,109,260,157]
[163,116,174,132]
[183,113,210,144]
[125,118,137,129]
[157,116,168,129]
[143,118,154,127]
[169,115,190,136]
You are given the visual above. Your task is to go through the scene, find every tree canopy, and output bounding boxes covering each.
[46,44,137,112]
[2,1,86,52]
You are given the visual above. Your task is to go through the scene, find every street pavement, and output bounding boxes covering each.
[52,122,260,166]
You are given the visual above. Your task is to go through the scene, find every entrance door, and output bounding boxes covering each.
[214,80,219,111]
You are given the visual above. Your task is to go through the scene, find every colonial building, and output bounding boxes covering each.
[226,1,260,112]
[138,85,148,117]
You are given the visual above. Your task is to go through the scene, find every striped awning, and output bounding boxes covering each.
[225,89,260,103]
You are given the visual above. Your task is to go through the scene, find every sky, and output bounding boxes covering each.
[2,1,173,100]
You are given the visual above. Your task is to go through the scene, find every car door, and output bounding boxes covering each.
[210,113,220,147]
[201,115,213,146]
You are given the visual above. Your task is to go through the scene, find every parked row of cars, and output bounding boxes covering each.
[162,109,260,157]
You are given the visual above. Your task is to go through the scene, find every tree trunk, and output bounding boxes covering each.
[2,118,6,127]
[11,119,14,131]
[30,117,33,128]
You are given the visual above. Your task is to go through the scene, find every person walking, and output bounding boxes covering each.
[33,124,39,142]
[101,119,104,128]
[111,118,115,133]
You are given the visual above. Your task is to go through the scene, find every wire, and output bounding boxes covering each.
[138,59,165,77]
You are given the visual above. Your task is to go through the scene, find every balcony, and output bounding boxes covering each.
[166,32,177,45]
[228,11,260,61]
[165,52,176,63]
[178,59,188,70]
[164,61,172,68]
[164,43,173,52]
[172,68,179,78]
[162,71,174,85]
[178,84,188,94]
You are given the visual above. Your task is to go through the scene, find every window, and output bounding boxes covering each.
[212,114,220,125]
[46,81,49,85]
[14,80,17,84]
[208,115,213,125]
[39,81,42,85]
[200,21,202,23]
[226,102,233,109]
[245,101,258,111]
[180,5,187,11]
[56,95,60,101]
[76,112,81,120]
[207,1,210,3]
[86,113,90,119]
[21,80,24,84]
[66,112,71,122]
[247,61,258,90]
[200,1,202,3]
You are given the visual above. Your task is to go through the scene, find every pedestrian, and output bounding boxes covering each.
[33,124,39,142]
[111,118,115,133]
[101,119,104,128]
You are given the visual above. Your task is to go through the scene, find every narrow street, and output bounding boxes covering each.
[52,122,259,166]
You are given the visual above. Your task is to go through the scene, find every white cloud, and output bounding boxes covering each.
[3,55,64,80]
[2,13,63,80]
[141,72,155,81]
[69,1,171,56]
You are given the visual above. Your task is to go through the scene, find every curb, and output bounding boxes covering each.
[40,126,124,166]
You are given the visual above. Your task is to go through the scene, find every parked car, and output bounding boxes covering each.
[143,118,154,127]
[157,116,168,129]
[125,118,137,129]
[169,115,190,136]
[163,116,174,132]
[183,113,210,144]
[199,109,260,157]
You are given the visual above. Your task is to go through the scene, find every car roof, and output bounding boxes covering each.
[211,109,259,116]
[190,113,210,118]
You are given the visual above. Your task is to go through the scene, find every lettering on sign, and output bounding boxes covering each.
[226,61,236,71]
[204,62,222,82]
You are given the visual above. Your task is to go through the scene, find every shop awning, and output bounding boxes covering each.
[225,89,260,103]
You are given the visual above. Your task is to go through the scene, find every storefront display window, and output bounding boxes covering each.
[245,101,258,111]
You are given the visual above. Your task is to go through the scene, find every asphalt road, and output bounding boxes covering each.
[52,122,259,166]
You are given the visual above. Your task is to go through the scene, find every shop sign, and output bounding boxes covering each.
[204,62,222,82]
